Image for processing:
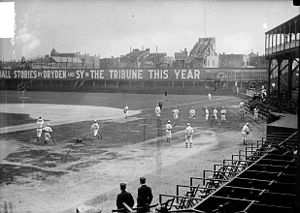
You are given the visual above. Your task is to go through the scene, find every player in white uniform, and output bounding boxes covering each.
[155,104,161,117]
[213,107,218,120]
[220,107,226,121]
[172,108,179,121]
[91,120,100,140]
[124,105,129,119]
[253,107,259,121]
[36,116,44,142]
[189,107,196,119]
[205,107,209,121]
[239,101,245,121]
[165,120,173,143]
[208,92,212,100]
[241,123,250,145]
[185,123,194,148]
[43,123,53,145]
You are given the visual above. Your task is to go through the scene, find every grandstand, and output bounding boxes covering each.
[155,15,299,213]
[120,48,150,68]
[187,37,216,68]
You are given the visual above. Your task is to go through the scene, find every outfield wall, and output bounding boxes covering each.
[0,68,267,95]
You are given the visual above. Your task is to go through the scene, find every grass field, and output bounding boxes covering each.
[0,90,267,213]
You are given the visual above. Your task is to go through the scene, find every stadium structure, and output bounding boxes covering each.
[0,13,298,213]
[151,14,299,213]
[0,37,267,96]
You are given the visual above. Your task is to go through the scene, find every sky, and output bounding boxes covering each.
[0,0,299,60]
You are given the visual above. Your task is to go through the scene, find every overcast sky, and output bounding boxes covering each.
[0,0,299,60]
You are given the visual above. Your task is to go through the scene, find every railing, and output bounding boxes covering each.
[265,40,300,55]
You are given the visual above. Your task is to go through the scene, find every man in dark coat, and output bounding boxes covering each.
[137,177,153,213]
[116,183,134,212]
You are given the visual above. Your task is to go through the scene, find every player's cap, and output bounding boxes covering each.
[246,123,249,126]
[94,120,97,123]
[39,116,42,119]
[168,120,171,123]
[187,123,190,126]
[47,123,51,126]
[120,183,126,189]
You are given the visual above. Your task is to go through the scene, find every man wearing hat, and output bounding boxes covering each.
[185,123,194,148]
[36,116,44,142]
[137,177,153,213]
[91,120,100,140]
[165,120,173,143]
[116,183,134,212]
[241,123,250,145]
[220,107,226,121]
[43,123,53,145]
[155,104,161,117]
[124,105,129,119]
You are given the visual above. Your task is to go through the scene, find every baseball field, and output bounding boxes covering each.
[0,90,266,213]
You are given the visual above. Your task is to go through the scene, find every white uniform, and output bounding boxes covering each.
[253,108,259,120]
[205,108,209,121]
[43,126,53,142]
[239,102,245,120]
[91,122,100,137]
[155,105,161,117]
[241,124,250,143]
[220,108,226,120]
[189,109,196,119]
[208,93,212,100]
[172,109,179,120]
[124,105,128,119]
[36,118,44,139]
[165,123,172,141]
[213,108,218,120]
[185,125,194,147]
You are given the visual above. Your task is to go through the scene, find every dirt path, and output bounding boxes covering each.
[0,104,140,134]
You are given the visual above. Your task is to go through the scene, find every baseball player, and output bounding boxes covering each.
[185,123,194,148]
[189,107,196,119]
[213,107,218,120]
[241,123,250,145]
[43,123,53,145]
[124,105,129,119]
[165,120,172,143]
[36,116,44,142]
[208,92,212,100]
[220,107,226,121]
[91,120,100,140]
[155,104,161,117]
[239,101,245,121]
[172,107,179,120]
[205,107,209,121]
[253,107,259,121]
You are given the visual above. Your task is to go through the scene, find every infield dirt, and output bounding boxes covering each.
[0,91,266,213]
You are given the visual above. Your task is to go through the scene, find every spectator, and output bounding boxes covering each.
[116,183,134,212]
[137,177,153,213]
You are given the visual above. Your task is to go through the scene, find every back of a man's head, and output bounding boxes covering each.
[120,183,126,191]
[140,177,146,184]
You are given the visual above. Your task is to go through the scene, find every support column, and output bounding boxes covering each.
[267,59,271,98]
[287,58,293,110]
[277,59,282,107]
